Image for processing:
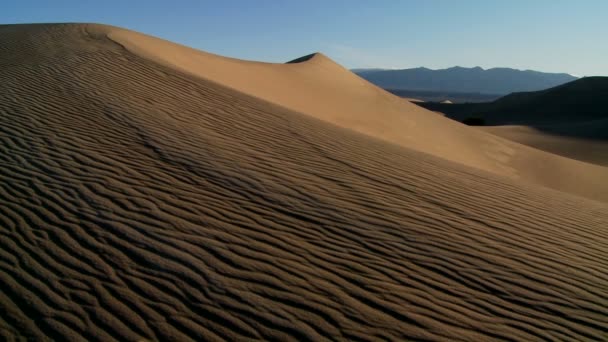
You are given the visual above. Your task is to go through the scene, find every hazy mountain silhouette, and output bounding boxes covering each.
[353,66,577,95]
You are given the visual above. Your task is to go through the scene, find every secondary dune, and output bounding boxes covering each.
[481,125,608,166]
[416,76,608,126]
[106,26,608,202]
[1,23,607,341]
[416,77,608,167]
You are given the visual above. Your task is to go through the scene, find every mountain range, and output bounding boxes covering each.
[353,66,578,95]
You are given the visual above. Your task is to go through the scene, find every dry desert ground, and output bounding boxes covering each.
[0,23,607,341]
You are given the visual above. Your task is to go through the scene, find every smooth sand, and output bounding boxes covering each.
[1,23,607,341]
[481,125,608,166]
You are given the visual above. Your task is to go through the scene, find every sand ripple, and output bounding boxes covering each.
[0,24,607,341]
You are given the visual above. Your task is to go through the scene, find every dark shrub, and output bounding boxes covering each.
[462,117,485,126]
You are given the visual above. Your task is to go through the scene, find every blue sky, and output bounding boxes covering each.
[3,0,607,76]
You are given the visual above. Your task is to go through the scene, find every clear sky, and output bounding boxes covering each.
[3,0,607,76]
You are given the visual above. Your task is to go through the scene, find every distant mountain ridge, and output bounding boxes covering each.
[353,66,578,95]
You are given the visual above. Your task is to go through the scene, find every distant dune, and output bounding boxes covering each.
[416,77,608,165]
[1,23,607,341]
[480,125,608,166]
[422,77,608,126]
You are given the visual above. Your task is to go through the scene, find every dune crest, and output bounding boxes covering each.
[1,23,607,340]
[104,25,608,202]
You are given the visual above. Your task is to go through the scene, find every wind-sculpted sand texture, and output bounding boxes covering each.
[107,25,608,202]
[1,24,608,341]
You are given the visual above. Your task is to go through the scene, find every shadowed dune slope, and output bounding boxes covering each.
[417,77,608,127]
[1,23,608,341]
[477,77,608,126]
[106,25,608,202]
[415,77,608,166]
[477,79,608,166]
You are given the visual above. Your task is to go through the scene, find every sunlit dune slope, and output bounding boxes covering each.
[106,25,608,201]
[1,23,607,341]
[481,124,608,166]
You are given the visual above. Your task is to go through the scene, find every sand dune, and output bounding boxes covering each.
[105,26,608,202]
[416,77,608,167]
[481,125,608,166]
[416,77,608,127]
[1,23,608,341]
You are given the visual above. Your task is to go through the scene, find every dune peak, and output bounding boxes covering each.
[286,52,329,64]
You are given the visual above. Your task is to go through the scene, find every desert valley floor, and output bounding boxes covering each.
[0,24,607,341]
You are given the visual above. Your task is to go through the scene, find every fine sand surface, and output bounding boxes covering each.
[1,23,607,341]
[107,27,608,202]
[481,125,608,166]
